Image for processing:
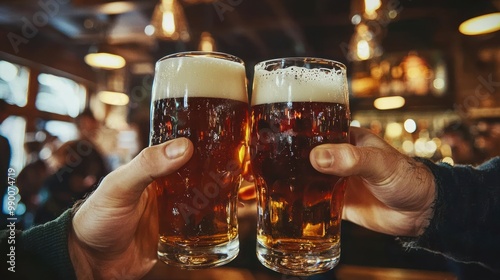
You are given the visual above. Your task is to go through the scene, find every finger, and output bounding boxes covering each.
[310,129,400,181]
[95,138,194,205]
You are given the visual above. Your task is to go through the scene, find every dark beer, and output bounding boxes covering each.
[150,53,248,268]
[151,97,248,244]
[251,59,350,275]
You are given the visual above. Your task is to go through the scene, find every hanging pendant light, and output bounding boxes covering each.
[457,1,500,36]
[84,44,126,70]
[149,0,190,41]
[459,12,500,35]
[97,91,129,106]
[348,23,383,61]
[348,0,387,61]
[84,16,126,70]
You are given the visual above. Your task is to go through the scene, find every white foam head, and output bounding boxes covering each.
[152,54,248,103]
[251,63,348,105]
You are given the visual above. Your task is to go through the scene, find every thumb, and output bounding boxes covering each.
[94,138,194,206]
[310,127,402,181]
[310,143,378,177]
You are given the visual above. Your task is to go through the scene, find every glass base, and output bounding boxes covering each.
[158,237,239,269]
[256,239,340,276]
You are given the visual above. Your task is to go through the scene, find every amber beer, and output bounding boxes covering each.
[250,58,350,276]
[150,52,248,268]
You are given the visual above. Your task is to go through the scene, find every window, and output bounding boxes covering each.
[43,120,78,143]
[36,73,87,117]
[0,60,29,107]
[0,116,27,172]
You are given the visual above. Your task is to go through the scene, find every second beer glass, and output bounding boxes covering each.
[150,52,249,268]
[250,58,350,276]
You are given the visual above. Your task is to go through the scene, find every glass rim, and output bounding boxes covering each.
[255,57,346,71]
[157,51,244,65]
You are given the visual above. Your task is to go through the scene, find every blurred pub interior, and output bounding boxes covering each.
[0,0,500,279]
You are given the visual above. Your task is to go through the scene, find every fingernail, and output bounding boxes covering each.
[166,138,188,159]
[313,149,334,168]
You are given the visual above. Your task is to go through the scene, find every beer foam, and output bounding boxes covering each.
[153,56,248,102]
[251,66,347,105]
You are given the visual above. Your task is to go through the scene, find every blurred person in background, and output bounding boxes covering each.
[439,121,486,165]
[34,139,109,225]
[75,108,101,143]
[34,105,110,225]
[76,107,122,170]
[475,118,500,160]
[17,131,61,229]
[17,159,49,228]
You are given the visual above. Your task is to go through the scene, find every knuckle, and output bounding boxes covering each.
[136,148,155,177]
[339,144,361,173]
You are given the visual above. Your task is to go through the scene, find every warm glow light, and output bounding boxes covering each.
[97,91,129,106]
[385,122,403,138]
[162,11,176,35]
[402,140,414,154]
[404,119,417,133]
[373,96,405,110]
[432,137,442,148]
[151,0,190,41]
[433,78,445,90]
[364,0,381,15]
[349,22,382,61]
[351,14,362,25]
[432,63,447,96]
[84,53,126,69]
[198,32,216,52]
[459,12,500,35]
[414,138,426,157]
[350,120,361,127]
[357,39,371,60]
[425,140,437,154]
[144,25,155,36]
[442,157,454,165]
[388,10,398,19]
[97,1,137,14]
[440,144,452,157]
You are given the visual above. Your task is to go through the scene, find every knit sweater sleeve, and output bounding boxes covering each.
[400,157,500,271]
[20,209,76,279]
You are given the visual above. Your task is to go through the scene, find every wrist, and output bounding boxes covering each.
[68,220,94,279]
[411,158,437,236]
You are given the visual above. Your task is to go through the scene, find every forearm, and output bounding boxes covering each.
[401,157,500,270]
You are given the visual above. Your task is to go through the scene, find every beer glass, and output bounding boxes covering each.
[150,52,248,268]
[250,58,350,276]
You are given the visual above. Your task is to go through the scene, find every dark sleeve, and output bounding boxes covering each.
[400,157,500,271]
[0,135,11,194]
[0,209,77,279]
